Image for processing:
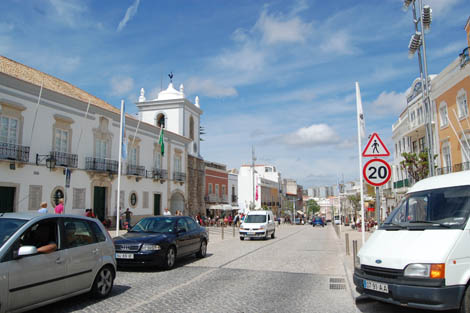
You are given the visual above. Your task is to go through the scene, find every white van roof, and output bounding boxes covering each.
[407,171,470,194]
[247,210,272,215]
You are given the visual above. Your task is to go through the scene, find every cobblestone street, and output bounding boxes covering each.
[35,225,441,313]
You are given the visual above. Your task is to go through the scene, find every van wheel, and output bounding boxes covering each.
[271,231,275,239]
[91,266,114,299]
[461,284,470,313]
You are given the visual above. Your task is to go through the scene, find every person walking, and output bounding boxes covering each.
[122,208,133,229]
[38,202,48,213]
[163,207,171,216]
[54,198,64,214]
[85,209,95,218]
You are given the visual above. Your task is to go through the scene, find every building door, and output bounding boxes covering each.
[0,187,15,213]
[154,194,161,216]
[93,187,106,221]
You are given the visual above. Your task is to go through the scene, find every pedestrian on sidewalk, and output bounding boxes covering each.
[54,198,64,214]
[163,207,171,216]
[121,208,133,229]
[38,202,48,213]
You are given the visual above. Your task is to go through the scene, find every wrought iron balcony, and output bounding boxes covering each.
[85,157,118,173]
[460,47,469,68]
[436,166,453,175]
[453,162,470,173]
[221,194,228,203]
[231,195,238,203]
[173,171,186,182]
[51,151,78,168]
[206,194,219,203]
[152,168,168,180]
[0,142,30,162]
[127,164,145,176]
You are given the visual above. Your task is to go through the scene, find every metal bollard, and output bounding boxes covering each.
[345,233,350,255]
[233,225,235,237]
[222,224,224,240]
[352,240,358,267]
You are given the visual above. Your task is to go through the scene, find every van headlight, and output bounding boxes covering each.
[141,244,161,251]
[354,255,361,269]
[404,263,445,279]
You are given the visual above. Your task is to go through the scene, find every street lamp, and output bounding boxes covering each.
[403,0,435,177]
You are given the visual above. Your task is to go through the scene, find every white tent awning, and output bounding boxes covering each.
[209,205,223,210]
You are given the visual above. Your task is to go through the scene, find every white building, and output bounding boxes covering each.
[238,164,281,211]
[0,56,193,222]
[228,171,238,211]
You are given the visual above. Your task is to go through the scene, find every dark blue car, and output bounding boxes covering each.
[113,216,208,270]
[312,217,324,227]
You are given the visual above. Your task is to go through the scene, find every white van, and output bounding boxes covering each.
[239,210,275,240]
[353,171,470,312]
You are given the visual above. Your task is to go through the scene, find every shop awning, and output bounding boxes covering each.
[209,205,223,210]
[222,205,233,211]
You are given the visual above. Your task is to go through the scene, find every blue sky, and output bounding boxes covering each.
[1,0,469,187]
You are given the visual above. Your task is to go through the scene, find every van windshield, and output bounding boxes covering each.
[245,215,267,223]
[0,218,27,247]
[383,185,470,229]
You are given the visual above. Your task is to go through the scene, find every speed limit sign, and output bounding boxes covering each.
[363,159,391,187]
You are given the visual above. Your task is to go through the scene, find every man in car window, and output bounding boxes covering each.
[31,224,57,254]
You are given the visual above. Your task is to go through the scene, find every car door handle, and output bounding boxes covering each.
[92,248,99,254]
[55,257,64,264]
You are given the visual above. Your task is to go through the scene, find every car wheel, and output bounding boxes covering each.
[196,240,207,258]
[91,266,114,299]
[460,284,470,313]
[240,236,244,241]
[271,230,275,239]
[162,246,176,270]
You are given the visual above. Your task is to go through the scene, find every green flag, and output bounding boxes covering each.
[159,127,164,156]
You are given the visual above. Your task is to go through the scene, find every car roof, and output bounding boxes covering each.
[0,212,98,223]
[407,171,470,194]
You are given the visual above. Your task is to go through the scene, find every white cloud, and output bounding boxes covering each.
[110,76,134,96]
[48,0,87,27]
[281,124,340,146]
[186,78,237,98]
[117,0,140,32]
[370,90,407,115]
[255,10,311,45]
[432,40,465,58]
[426,0,461,16]
[320,30,356,55]
[215,44,267,72]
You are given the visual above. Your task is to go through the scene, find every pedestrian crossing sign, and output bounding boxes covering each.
[362,133,390,157]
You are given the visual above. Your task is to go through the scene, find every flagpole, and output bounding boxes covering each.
[29,79,44,146]
[356,82,366,244]
[116,100,124,237]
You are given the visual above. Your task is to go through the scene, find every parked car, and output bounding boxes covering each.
[312,217,324,227]
[354,171,470,312]
[113,216,208,270]
[239,210,275,240]
[0,213,116,313]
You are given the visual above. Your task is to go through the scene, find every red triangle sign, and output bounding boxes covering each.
[362,133,390,157]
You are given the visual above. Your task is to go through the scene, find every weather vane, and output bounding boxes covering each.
[168,72,174,83]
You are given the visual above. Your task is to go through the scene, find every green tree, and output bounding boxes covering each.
[400,149,437,183]
[306,199,320,216]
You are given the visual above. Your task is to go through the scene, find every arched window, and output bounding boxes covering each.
[156,113,165,128]
[189,116,194,140]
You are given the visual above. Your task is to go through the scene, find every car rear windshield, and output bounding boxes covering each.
[383,185,470,229]
[0,218,27,247]
[130,217,175,233]
[244,215,267,223]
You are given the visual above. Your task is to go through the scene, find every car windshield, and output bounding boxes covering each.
[130,217,175,233]
[383,185,470,229]
[244,215,266,223]
[0,218,27,247]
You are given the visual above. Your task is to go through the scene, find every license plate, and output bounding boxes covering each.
[116,253,134,259]
[363,279,389,293]
[248,232,255,235]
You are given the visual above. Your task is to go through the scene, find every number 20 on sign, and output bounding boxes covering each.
[363,159,391,187]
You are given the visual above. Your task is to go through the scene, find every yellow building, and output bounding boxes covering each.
[431,17,470,174]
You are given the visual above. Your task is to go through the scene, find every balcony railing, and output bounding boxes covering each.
[436,166,453,175]
[51,151,78,168]
[393,179,410,189]
[126,164,145,176]
[453,162,470,173]
[221,194,228,203]
[207,194,219,203]
[85,157,118,173]
[0,142,30,162]
[231,195,238,203]
[151,168,168,180]
[173,171,186,182]
[460,47,469,68]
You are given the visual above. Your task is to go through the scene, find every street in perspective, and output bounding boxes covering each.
[1,0,470,313]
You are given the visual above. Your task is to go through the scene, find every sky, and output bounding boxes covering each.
[1,0,469,188]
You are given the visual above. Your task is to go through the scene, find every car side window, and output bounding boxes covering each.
[176,219,188,232]
[89,221,106,242]
[185,218,198,231]
[268,215,271,221]
[64,218,96,248]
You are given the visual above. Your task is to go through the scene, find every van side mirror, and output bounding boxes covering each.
[15,246,38,259]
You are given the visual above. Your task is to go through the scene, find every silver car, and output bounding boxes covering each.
[0,213,116,313]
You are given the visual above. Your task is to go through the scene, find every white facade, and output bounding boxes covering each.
[238,164,281,211]
[228,172,238,209]
[0,58,191,222]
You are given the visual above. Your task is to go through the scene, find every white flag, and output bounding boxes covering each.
[356,82,366,139]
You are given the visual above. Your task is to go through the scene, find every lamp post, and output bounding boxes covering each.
[404,0,435,177]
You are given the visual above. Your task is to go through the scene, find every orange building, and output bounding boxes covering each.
[431,17,470,174]
[204,161,229,214]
